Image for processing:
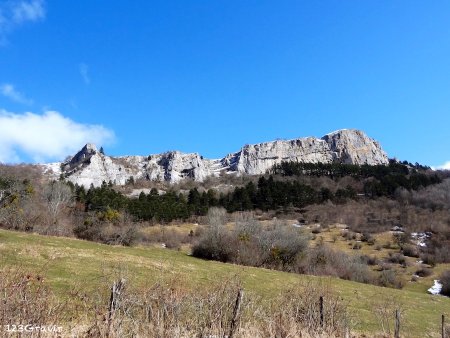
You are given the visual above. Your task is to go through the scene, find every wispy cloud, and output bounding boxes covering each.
[0,109,115,163]
[79,63,90,85]
[0,0,46,43]
[12,0,45,24]
[436,161,450,170]
[0,83,33,105]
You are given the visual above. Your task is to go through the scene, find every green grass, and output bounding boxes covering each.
[0,228,448,337]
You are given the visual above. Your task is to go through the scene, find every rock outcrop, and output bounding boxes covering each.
[42,129,388,188]
[322,129,388,165]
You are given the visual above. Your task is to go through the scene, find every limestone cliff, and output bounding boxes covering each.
[42,129,388,188]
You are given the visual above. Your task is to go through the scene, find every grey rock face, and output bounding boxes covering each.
[42,129,388,188]
[322,129,388,165]
[230,137,334,175]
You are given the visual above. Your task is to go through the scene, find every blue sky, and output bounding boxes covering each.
[1,1,450,168]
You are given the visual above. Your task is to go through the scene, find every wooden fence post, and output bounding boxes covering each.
[443,314,446,338]
[394,309,400,338]
[107,278,125,337]
[319,296,324,328]
[228,288,244,338]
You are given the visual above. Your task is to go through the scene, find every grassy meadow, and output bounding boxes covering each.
[0,228,449,337]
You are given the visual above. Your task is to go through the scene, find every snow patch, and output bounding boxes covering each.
[428,280,442,295]
[411,232,431,248]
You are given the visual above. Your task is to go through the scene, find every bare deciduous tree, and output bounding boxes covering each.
[44,181,72,230]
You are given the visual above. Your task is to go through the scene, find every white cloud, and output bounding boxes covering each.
[0,0,45,43]
[0,83,33,105]
[0,109,115,163]
[436,161,450,170]
[79,63,90,84]
[12,0,45,24]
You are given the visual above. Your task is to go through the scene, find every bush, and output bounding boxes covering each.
[300,244,373,284]
[361,232,374,243]
[73,217,139,246]
[194,214,310,270]
[101,224,139,246]
[378,269,405,289]
[191,229,233,262]
[192,207,236,262]
[341,230,357,241]
[262,224,309,268]
[311,227,321,234]
[402,244,419,258]
[361,255,378,266]
[392,232,409,249]
[383,241,393,249]
[421,254,436,267]
[440,270,450,297]
[415,267,432,277]
[352,242,362,250]
[386,253,407,266]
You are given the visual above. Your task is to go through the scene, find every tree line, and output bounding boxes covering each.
[71,160,441,223]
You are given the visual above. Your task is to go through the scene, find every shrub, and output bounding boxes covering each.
[378,269,405,289]
[73,218,102,242]
[421,254,436,267]
[415,267,432,277]
[191,229,233,262]
[361,255,379,266]
[392,232,409,249]
[311,227,321,234]
[300,244,373,284]
[383,241,393,249]
[195,214,310,270]
[162,235,183,250]
[402,244,419,258]
[97,224,139,246]
[440,270,450,297]
[361,232,373,243]
[386,253,407,266]
[192,207,234,262]
[341,230,349,240]
[352,242,362,250]
[436,245,450,263]
[258,222,309,268]
[73,217,139,246]
[341,230,357,241]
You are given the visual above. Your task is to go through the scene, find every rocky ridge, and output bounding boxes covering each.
[42,129,388,188]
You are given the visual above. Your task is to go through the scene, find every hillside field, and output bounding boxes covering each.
[0,228,449,337]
